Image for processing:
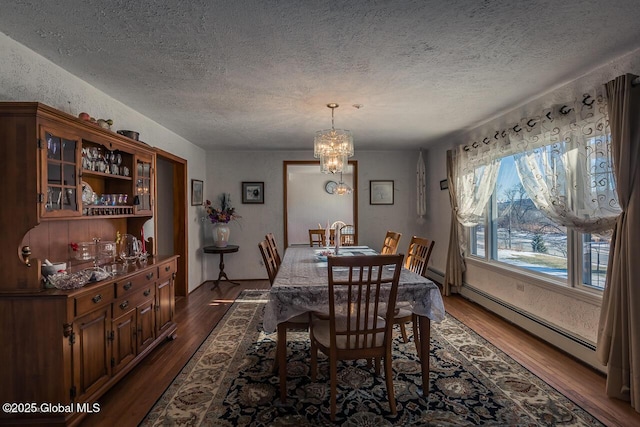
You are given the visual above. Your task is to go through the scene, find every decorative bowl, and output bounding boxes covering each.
[42,262,67,276]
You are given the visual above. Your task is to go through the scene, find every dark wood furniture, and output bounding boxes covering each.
[265,233,281,268]
[394,236,435,349]
[204,245,240,289]
[309,254,404,421]
[0,102,178,426]
[258,239,310,394]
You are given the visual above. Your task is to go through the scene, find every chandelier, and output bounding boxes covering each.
[314,103,354,174]
[335,172,352,195]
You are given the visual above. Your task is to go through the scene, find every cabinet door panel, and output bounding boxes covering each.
[112,309,136,375]
[137,299,156,353]
[156,277,174,336]
[40,126,82,219]
[134,154,154,215]
[73,306,111,401]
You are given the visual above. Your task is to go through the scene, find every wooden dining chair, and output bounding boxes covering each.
[331,220,347,232]
[394,236,435,352]
[258,240,279,284]
[265,232,281,268]
[309,228,335,246]
[309,254,403,420]
[308,228,326,247]
[381,230,402,254]
[258,239,310,402]
[339,224,356,246]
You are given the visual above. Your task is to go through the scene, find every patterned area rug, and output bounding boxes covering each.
[141,290,603,426]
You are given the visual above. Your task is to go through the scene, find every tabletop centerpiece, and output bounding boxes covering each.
[205,193,240,247]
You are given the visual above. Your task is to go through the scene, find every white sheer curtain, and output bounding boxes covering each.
[446,86,620,295]
[452,146,501,227]
[510,89,620,234]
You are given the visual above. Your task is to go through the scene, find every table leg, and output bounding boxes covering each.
[418,315,431,396]
[210,252,241,290]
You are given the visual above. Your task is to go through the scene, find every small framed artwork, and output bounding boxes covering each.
[191,179,203,206]
[242,181,264,204]
[370,180,394,205]
[440,179,449,190]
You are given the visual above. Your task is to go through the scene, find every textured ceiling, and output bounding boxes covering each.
[1,0,639,151]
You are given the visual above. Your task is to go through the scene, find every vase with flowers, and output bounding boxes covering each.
[205,193,240,247]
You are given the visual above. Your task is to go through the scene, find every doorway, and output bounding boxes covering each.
[155,148,188,296]
[283,160,358,247]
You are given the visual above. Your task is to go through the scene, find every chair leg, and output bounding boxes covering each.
[272,343,279,373]
[277,324,287,403]
[384,355,397,415]
[399,322,409,343]
[330,357,338,421]
[310,336,317,381]
[412,314,421,357]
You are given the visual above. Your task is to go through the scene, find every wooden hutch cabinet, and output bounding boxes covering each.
[0,103,178,426]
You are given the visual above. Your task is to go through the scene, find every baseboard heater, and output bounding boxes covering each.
[425,267,603,373]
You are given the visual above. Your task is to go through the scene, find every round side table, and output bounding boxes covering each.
[203,245,240,290]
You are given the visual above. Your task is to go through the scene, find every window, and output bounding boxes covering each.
[469,152,613,291]
[459,93,618,292]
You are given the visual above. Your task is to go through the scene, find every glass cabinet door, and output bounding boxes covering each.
[40,127,82,218]
[134,155,153,215]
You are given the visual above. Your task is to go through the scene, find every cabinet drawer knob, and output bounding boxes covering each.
[165,265,171,272]
[120,301,129,310]
[143,289,151,297]
[146,272,154,280]
[123,282,132,291]
[92,294,102,304]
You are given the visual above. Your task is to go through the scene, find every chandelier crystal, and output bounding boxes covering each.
[314,103,354,174]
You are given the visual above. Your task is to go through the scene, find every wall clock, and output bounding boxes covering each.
[325,180,338,194]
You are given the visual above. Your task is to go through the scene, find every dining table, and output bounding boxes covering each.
[263,245,446,401]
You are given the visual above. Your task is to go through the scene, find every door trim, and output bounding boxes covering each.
[154,147,188,297]
[283,160,358,248]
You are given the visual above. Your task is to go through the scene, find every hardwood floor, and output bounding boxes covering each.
[79,281,640,427]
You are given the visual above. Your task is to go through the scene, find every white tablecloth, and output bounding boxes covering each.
[263,246,446,333]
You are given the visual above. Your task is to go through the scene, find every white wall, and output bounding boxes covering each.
[203,150,431,281]
[287,169,354,245]
[0,31,208,293]
[424,47,640,352]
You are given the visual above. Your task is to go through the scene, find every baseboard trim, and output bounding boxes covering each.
[424,267,603,372]
[459,284,604,373]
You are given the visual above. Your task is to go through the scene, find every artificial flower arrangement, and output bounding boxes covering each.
[205,193,241,224]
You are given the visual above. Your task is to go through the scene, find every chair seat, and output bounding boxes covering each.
[284,312,310,325]
[394,306,413,319]
[311,315,386,349]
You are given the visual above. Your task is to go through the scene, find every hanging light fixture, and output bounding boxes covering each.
[314,103,354,174]
[335,171,352,195]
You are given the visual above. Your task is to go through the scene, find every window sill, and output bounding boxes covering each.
[465,256,603,306]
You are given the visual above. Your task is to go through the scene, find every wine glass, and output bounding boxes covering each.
[119,234,141,266]
[89,147,98,171]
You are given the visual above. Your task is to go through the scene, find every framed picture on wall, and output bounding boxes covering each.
[242,181,264,204]
[191,179,203,205]
[370,180,394,205]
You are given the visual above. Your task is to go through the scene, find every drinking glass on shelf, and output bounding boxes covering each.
[90,147,99,170]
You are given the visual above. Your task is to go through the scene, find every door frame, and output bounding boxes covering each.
[154,147,188,297]
[283,160,358,248]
